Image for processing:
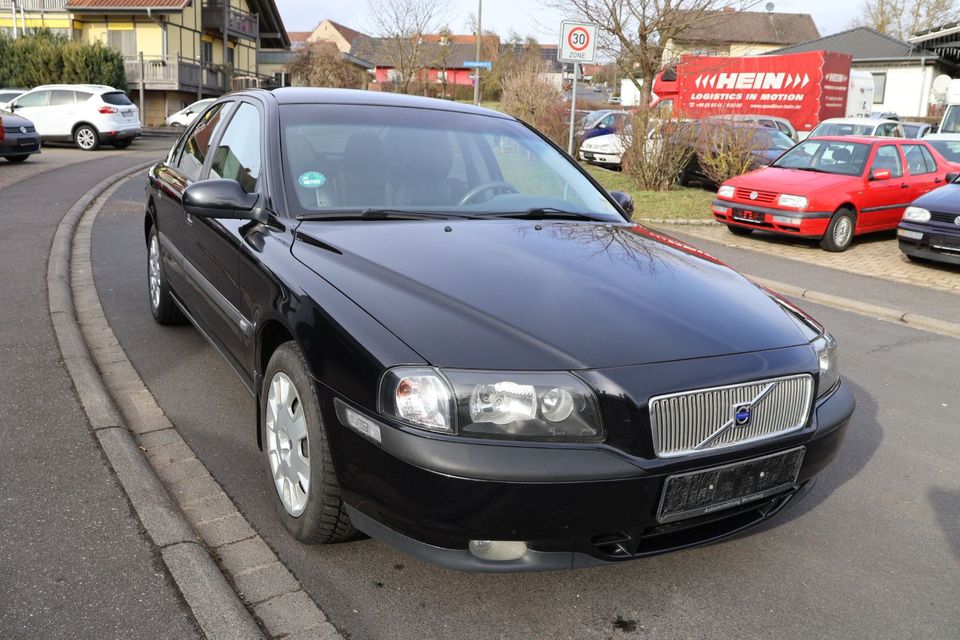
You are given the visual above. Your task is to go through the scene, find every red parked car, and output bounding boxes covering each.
[712,136,958,251]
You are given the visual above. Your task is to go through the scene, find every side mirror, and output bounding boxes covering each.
[609,190,634,215]
[183,179,261,220]
[947,172,959,183]
[870,168,892,181]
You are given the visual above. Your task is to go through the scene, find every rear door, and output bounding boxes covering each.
[47,90,80,137]
[861,144,909,230]
[901,143,946,203]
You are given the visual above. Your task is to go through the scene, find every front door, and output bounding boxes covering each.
[860,144,909,230]
[11,90,51,136]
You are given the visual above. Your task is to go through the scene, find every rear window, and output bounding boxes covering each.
[102,91,133,106]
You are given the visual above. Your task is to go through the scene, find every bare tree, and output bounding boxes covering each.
[367,0,450,93]
[286,42,362,88]
[545,1,759,107]
[851,0,958,41]
[500,58,568,146]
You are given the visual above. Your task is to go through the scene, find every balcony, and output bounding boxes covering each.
[124,55,275,95]
[0,0,67,9]
[201,1,258,42]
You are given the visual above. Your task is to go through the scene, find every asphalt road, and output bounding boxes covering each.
[0,140,201,639]
[92,176,959,639]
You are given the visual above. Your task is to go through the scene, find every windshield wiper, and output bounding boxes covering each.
[297,209,481,221]
[490,207,607,221]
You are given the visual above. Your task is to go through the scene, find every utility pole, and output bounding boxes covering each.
[472,0,482,106]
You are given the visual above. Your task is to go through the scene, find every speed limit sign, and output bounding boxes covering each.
[558,21,597,63]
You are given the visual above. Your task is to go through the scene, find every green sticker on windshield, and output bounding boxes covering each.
[298,171,326,188]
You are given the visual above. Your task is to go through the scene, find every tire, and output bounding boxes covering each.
[147,225,186,325]
[727,224,753,236]
[677,165,692,187]
[261,342,356,544]
[820,208,856,252]
[6,155,28,163]
[74,125,100,151]
[112,139,133,149]
[905,254,930,264]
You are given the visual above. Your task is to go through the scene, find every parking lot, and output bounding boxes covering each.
[2,136,958,639]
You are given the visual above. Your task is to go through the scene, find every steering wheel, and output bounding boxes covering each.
[458,180,519,206]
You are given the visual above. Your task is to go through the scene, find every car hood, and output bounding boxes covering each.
[729,166,858,191]
[913,182,960,213]
[291,220,813,370]
[0,111,33,127]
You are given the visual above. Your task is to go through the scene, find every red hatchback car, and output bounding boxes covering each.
[712,136,958,251]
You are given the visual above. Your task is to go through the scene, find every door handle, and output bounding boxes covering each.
[900,183,909,189]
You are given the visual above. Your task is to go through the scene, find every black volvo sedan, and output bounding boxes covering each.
[145,88,854,571]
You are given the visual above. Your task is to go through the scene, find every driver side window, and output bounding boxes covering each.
[175,102,230,181]
[209,103,262,193]
[870,145,903,177]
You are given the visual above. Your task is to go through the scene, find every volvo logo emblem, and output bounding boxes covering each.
[733,404,753,427]
[749,191,758,200]
[955,215,960,226]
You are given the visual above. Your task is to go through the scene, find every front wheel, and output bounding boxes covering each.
[726,224,753,236]
[820,208,856,252]
[74,125,100,151]
[262,342,356,544]
[6,155,28,163]
[147,225,185,324]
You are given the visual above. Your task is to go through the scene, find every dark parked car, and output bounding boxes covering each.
[679,123,795,187]
[145,88,853,571]
[0,110,40,163]
[898,177,960,265]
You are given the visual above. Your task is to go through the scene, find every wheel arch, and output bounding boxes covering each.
[71,121,98,136]
[255,318,296,449]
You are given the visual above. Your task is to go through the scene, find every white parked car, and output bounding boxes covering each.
[164,98,214,127]
[579,132,629,167]
[0,88,26,110]
[808,117,904,138]
[7,84,140,150]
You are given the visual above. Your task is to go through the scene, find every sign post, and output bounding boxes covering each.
[558,21,598,155]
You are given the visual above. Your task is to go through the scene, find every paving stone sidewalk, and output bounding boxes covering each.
[658,224,960,294]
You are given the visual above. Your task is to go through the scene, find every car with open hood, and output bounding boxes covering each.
[713,136,956,251]
[144,88,854,571]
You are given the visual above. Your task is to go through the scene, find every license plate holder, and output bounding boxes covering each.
[732,209,764,223]
[931,235,960,252]
[657,447,805,524]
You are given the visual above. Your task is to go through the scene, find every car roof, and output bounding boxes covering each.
[255,87,512,119]
[921,133,960,140]
[30,84,118,92]
[806,135,885,144]
[817,117,899,125]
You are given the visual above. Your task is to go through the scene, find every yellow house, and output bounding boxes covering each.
[663,10,820,63]
[1,0,289,124]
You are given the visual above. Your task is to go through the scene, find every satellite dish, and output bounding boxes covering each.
[765,2,775,11]
[933,73,951,97]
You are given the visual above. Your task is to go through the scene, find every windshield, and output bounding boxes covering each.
[280,104,622,220]
[753,129,794,150]
[809,122,875,137]
[772,139,870,176]
[926,139,960,163]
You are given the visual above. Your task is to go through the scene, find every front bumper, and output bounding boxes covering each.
[0,132,41,157]
[324,377,854,572]
[711,199,832,237]
[898,222,960,266]
[580,150,622,166]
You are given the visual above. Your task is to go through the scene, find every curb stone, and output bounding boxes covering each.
[51,166,343,638]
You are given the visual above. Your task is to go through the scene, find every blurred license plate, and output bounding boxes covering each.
[732,209,764,223]
[123,111,136,119]
[657,447,805,523]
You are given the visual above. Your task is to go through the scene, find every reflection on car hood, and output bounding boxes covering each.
[730,166,858,190]
[0,111,34,127]
[292,220,812,370]
[913,182,960,214]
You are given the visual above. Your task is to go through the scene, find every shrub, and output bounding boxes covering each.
[500,63,568,147]
[694,123,763,186]
[0,32,126,90]
[620,110,697,191]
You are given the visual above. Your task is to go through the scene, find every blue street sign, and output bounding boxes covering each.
[464,61,492,69]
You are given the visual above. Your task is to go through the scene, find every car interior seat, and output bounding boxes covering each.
[340,133,388,207]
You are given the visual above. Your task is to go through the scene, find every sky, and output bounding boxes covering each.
[275,0,862,43]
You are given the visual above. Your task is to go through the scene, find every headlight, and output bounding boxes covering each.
[379,368,603,441]
[813,333,840,398]
[902,206,931,222]
[777,194,808,209]
[717,185,735,198]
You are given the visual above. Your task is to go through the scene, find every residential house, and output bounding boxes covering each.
[257,26,374,88]
[664,9,820,60]
[771,27,955,118]
[0,0,289,125]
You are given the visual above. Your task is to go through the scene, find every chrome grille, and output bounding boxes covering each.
[930,211,960,224]
[4,125,35,133]
[650,374,814,458]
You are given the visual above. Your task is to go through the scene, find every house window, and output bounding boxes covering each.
[386,69,401,83]
[226,46,235,68]
[107,29,137,58]
[872,72,886,104]
[201,41,214,65]
[436,70,448,83]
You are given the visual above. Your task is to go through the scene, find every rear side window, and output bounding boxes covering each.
[49,90,75,106]
[903,145,937,174]
[176,103,229,181]
[102,91,133,106]
[75,91,93,102]
[16,90,49,107]
[871,145,903,177]
[209,103,262,192]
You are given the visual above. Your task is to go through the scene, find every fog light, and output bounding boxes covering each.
[898,228,923,240]
[713,205,729,214]
[468,540,528,561]
[773,215,797,224]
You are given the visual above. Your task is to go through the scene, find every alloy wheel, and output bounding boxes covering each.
[148,234,161,311]
[76,128,96,150]
[265,372,311,517]
[833,216,853,248]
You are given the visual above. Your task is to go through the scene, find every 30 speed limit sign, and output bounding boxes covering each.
[558,21,597,63]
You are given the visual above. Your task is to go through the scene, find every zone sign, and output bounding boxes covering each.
[558,21,598,64]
